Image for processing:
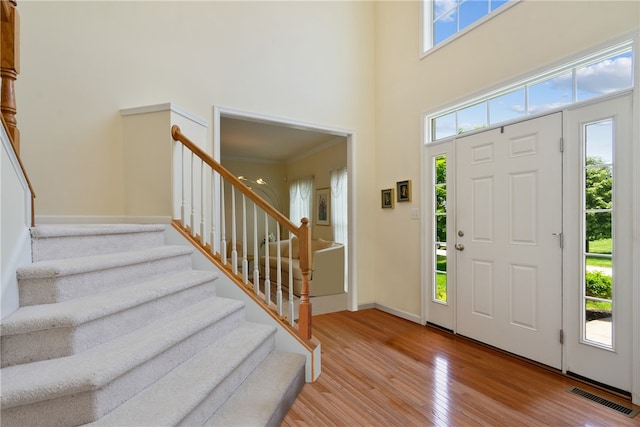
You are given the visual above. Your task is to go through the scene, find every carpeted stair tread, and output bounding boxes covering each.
[87,323,277,427]
[205,350,306,427]
[17,245,195,306]
[1,269,219,366]
[17,245,193,280]
[1,295,245,410]
[30,224,166,239]
[30,224,166,262]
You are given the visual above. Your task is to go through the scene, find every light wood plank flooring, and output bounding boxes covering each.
[283,309,639,426]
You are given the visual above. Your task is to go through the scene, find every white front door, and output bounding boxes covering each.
[563,94,633,393]
[455,113,563,369]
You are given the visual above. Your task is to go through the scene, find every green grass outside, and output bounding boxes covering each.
[586,300,612,311]
[586,238,612,268]
[436,272,447,302]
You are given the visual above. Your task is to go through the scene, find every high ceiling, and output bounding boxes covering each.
[220,116,341,163]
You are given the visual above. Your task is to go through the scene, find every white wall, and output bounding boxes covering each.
[374,0,639,318]
[1,127,32,318]
[17,1,377,306]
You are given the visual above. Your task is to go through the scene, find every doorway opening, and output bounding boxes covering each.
[213,106,356,314]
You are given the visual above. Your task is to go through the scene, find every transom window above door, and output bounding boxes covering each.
[426,41,634,142]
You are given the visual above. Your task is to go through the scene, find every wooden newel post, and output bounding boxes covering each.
[297,218,312,339]
[1,0,20,153]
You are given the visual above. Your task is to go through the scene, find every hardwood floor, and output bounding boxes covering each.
[282,309,639,426]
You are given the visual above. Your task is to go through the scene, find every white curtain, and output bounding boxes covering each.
[330,167,348,245]
[289,176,314,227]
[331,167,348,291]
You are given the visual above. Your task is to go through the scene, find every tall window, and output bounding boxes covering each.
[583,120,613,348]
[433,155,447,303]
[289,176,314,227]
[424,0,513,52]
[428,43,634,142]
[330,168,348,246]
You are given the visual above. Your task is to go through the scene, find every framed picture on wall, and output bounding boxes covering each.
[397,180,412,202]
[381,188,394,209]
[316,188,330,226]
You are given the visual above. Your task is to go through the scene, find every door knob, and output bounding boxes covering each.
[455,243,464,251]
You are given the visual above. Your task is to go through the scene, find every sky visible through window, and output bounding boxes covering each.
[431,50,634,148]
[433,0,509,46]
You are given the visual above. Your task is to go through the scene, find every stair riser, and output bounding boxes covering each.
[18,254,193,306]
[1,308,247,426]
[1,280,217,367]
[32,230,165,262]
[179,339,275,426]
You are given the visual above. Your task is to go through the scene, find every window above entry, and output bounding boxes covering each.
[426,41,634,142]
[422,0,518,55]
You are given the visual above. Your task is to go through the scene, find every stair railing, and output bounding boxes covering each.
[171,125,313,340]
[1,0,34,227]
[1,0,20,153]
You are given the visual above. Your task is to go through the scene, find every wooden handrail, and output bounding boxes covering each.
[1,0,19,153]
[171,125,313,339]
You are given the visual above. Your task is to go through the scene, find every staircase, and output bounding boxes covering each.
[0,224,305,426]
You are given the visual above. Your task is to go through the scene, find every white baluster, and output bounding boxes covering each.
[288,234,294,326]
[190,151,195,236]
[231,188,238,275]
[253,203,260,294]
[276,224,282,315]
[264,214,272,308]
[180,145,186,227]
[220,179,227,263]
[200,159,206,243]
[242,194,248,284]
[210,170,216,256]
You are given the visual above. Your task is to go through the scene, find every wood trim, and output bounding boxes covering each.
[1,0,19,152]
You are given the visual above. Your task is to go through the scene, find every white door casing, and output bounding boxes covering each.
[455,113,563,369]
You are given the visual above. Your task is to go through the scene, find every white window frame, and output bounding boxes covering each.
[421,0,521,58]
[425,40,635,143]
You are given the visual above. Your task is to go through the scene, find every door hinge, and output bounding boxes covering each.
[560,329,564,344]
[552,232,564,248]
[560,137,564,152]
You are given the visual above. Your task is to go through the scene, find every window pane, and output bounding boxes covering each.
[434,10,458,45]
[459,0,488,32]
[584,298,612,347]
[433,0,457,21]
[435,155,447,185]
[435,272,447,302]
[436,215,447,242]
[585,166,612,210]
[435,186,447,213]
[457,102,487,133]
[489,89,525,125]
[585,120,613,165]
[577,51,633,101]
[527,71,572,115]
[585,212,611,252]
[433,112,456,140]
[490,0,508,11]
[435,245,447,302]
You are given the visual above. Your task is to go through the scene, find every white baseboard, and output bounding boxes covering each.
[364,303,423,325]
[35,215,172,225]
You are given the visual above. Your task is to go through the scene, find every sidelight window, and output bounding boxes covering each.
[583,120,614,348]
[433,155,448,303]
